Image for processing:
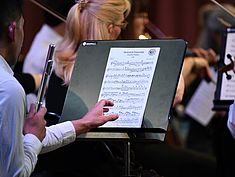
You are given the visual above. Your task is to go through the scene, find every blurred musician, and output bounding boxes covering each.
[22,0,75,109]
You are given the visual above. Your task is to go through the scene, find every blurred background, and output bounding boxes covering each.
[22,0,235,56]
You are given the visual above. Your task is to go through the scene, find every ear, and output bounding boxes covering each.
[107,24,114,34]
[8,21,16,42]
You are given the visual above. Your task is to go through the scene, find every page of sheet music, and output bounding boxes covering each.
[220,32,235,100]
[185,68,217,126]
[98,47,160,128]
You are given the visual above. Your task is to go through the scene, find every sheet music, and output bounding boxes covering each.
[98,47,160,128]
[185,68,217,126]
[220,32,235,100]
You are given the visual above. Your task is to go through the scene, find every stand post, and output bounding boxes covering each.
[123,141,136,177]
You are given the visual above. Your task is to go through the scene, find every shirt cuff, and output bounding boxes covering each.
[57,121,76,144]
[44,121,76,146]
[228,103,235,139]
[23,134,43,155]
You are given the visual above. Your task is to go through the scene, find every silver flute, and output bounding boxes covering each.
[36,44,56,111]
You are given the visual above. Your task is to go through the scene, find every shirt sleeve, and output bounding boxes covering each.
[227,102,235,139]
[40,121,76,154]
[0,79,42,177]
[23,134,43,174]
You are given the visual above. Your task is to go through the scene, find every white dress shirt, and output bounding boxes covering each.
[0,55,76,177]
[228,101,235,139]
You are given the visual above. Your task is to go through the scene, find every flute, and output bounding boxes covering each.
[36,44,56,111]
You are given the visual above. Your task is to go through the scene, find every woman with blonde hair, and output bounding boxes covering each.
[54,0,131,84]
[46,0,130,119]
[36,1,132,177]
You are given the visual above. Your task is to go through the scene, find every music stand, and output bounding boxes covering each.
[60,39,187,176]
[213,27,235,111]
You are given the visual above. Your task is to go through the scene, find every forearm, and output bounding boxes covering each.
[71,119,91,136]
[173,74,185,107]
[182,57,194,78]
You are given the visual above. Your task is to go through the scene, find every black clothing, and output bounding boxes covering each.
[14,73,36,94]
[13,61,36,94]
[213,115,235,177]
[46,72,68,116]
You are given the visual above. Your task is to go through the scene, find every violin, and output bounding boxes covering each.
[145,21,167,39]
[209,0,235,77]
[218,54,234,80]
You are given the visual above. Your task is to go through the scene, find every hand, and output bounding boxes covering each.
[191,48,217,65]
[192,57,212,80]
[23,104,47,142]
[71,99,119,136]
[182,57,212,87]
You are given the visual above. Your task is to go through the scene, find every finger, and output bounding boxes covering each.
[198,48,208,58]
[103,108,110,112]
[103,114,119,121]
[191,48,203,58]
[207,68,213,79]
[208,48,216,58]
[97,99,114,107]
[95,99,105,107]
[204,67,213,81]
[27,104,36,117]
[103,99,114,106]
[37,106,47,117]
[205,49,217,64]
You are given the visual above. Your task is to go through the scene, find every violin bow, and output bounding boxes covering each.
[29,0,66,22]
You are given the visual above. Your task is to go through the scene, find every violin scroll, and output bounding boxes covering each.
[218,53,234,80]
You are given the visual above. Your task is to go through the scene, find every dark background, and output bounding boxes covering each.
[22,0,235,56]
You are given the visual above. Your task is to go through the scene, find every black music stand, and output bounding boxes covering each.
[60,39,187,177]
[213,27,235,111]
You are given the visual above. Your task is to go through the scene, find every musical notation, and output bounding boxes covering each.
[107,66,152,73]
[102,85,147,91]
[111,98,144,104]
[105,73,151,79]
[110,60,154,67]
[104,79,148,85]
[101,92,145,98]
[99,47,160,128]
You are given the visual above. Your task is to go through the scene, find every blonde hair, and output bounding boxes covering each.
[54,0,131,84]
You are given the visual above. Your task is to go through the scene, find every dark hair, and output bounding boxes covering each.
[0,0,23,39]
[42,0,75,27]
[129,0,150,14]
[120,0,150,39]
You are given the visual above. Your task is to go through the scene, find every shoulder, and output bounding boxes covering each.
[0,77,25,105]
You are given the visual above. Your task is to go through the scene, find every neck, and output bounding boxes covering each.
[0,47,15,67]
[0,48,8,60]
